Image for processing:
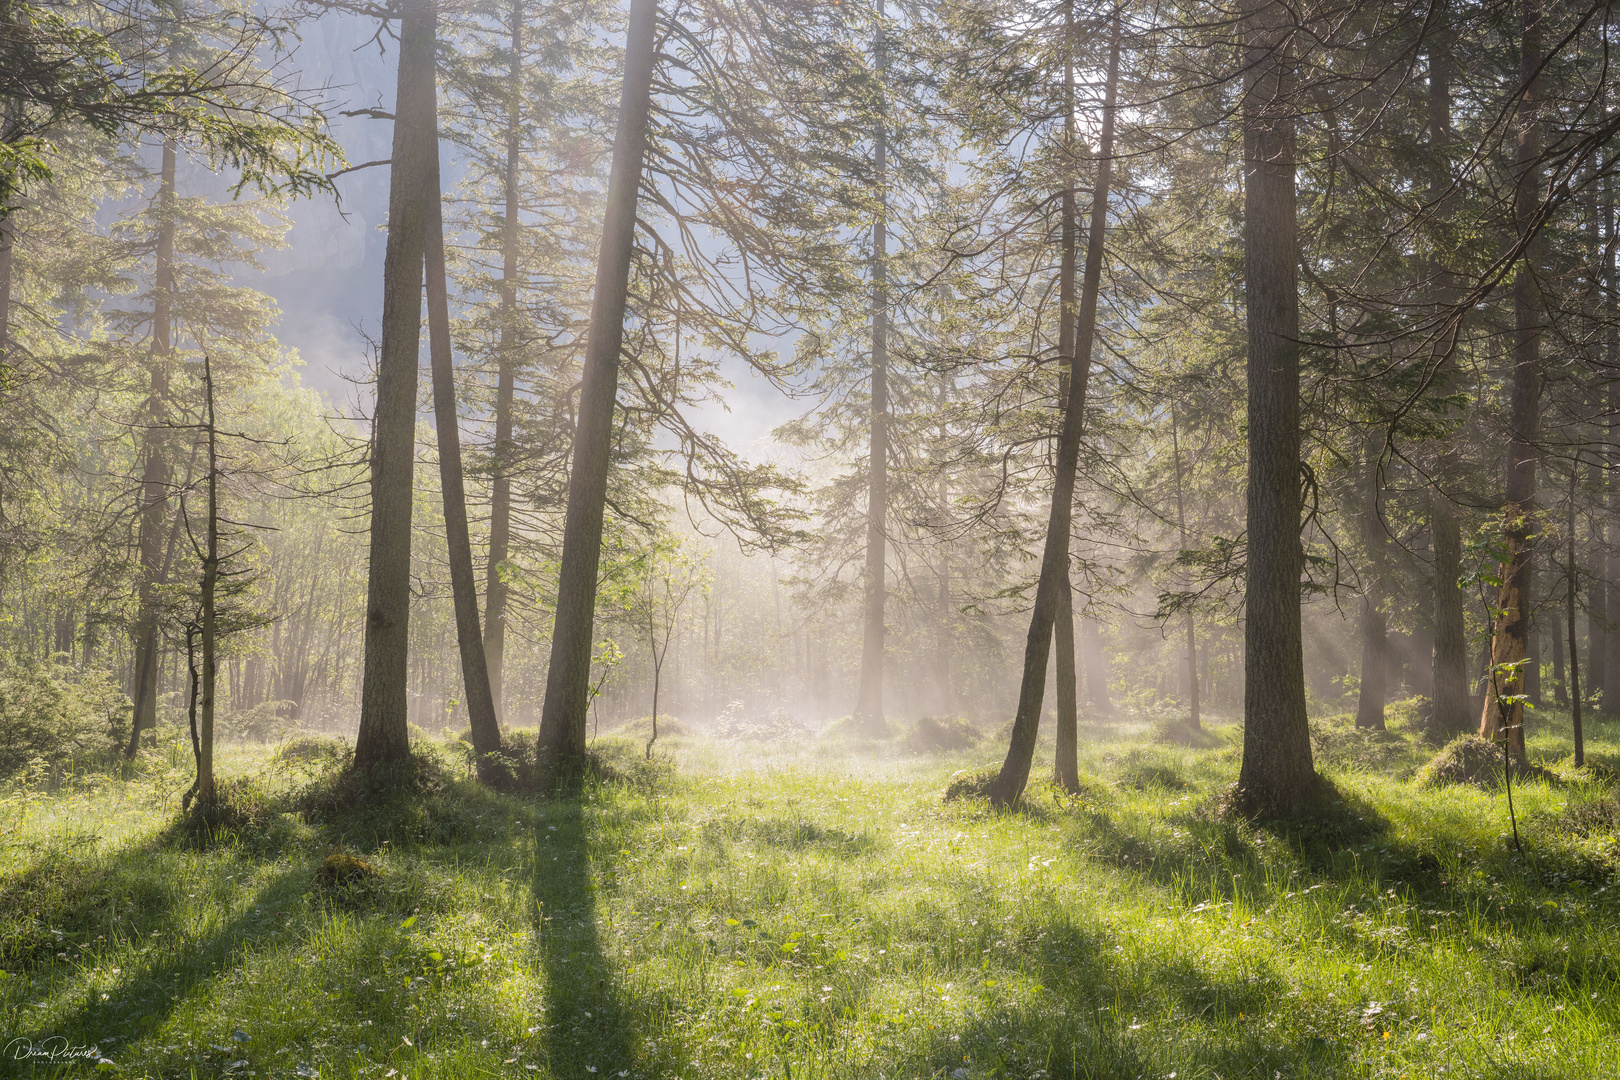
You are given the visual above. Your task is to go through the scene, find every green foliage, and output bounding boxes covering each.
[5,720,1620,1076]
[0,657,129,775]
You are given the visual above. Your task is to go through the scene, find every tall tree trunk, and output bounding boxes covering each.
[854,0,890,732]
[126,138,178,758]
[197,356,219,806]
[1426,2,1471,740]
[424,103,503,766]
[1051,0,1081,792]
[354,0,437,770]
[1171,399,1200,730]
[1569,458,1584,765]
[1355,434,1387,730]
[536,0,660,766]
[986,22,1119,808]
[1235,0,1315,813]
[1480,0,1542,757]
[484,0,523,719]
[1586,430,1605,708]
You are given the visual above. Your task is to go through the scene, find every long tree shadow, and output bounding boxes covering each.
[13,862,308,1063]
[535,800,638,1078]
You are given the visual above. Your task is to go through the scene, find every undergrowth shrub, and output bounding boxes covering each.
[905,716,982,753]
[1417,734,1559,788]
[943,767,998,802]
[0,658,130,776]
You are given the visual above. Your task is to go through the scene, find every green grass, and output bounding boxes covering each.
[3,705,1620,1078]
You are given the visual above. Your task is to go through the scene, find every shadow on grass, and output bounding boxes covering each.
[534,801,638,1077]
[932,917,1354,1080]
[14,862,309,1060]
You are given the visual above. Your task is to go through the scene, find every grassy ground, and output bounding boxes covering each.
[3,704,1620,1079]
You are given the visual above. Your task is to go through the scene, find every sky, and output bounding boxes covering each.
[234,9,804,464]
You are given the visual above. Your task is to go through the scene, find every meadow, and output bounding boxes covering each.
[2,704,1618,1079]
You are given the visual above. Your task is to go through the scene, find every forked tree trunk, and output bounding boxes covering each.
[485,0,524,719]
[424,106,504,766]
[355,0,437,770]
[854,0,890,733]
[987,23,1119,808]
[536,0,660,767]
[1480,0,1542,758]
[1234,0,1316,814]
[126,139,178,757]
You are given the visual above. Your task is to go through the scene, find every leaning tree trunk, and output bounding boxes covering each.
[1479,0,1542,759]
[1234,0,1316,814]
[854,0,890,733]
[354,0,438,770]
[484,0,524,719]
[535,0,660,768]
[1051,0,1082,793]
[986,23,1119,808]
[1355,434,1387,731]
[424,103,503,767]
[126,138,178,758]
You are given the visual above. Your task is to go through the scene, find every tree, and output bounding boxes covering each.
[535,0,659,771]
[354,0,438,770]
[1479,0,1544,759]
[985,14,1118,809]
[1233,0,1315,814]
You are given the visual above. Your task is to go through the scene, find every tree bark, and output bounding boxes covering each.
[424,102,504,766]
[484,0,523,720]
[986,22,1119,808]
[854,0,890,733]
[126,138,178,758]
[1569,458,1584,765]
[1425,1,1471,740]
[355,0,437,770]
[197,356,219,806]
[1234,0,1316,814]
[1479,0,1542,758]
[536,0,660,766]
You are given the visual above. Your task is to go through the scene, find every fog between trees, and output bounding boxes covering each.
[3,0,1617,810]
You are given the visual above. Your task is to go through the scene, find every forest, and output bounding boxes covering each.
[4,0,1620,1075]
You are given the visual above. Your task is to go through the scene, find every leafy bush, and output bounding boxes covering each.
[0,657,129,776]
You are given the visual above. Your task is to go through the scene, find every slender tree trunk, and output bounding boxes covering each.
[1051,0,1081,791]
[1480,0,1542,758]
[1569,459,1584,765]
[0,206,12,358]
[1355,434,1387,730]
[424,105,503,765]
[1235,0,1315,813]
[126,138,178,757]
[1425,4,1471,739]
[355,0,437,770]
[1586,429,1605,708]
[536,0,660,766]
[1551,581,1567,705]
[485,0,523,719]
[854,0,890,732]
[197,356,219,806]
[987,23,1119,808]
[1171,399,1200,730]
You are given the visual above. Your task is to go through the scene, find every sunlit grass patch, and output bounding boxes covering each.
[2,719,1619,1077]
